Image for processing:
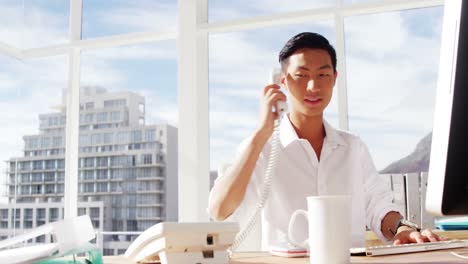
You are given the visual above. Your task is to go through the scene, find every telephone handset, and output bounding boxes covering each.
[270,68,288,117]
[230,68,287,252]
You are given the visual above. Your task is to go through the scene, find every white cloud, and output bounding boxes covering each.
[95,1,177,34]
[344,9,443,169]
[0,2,68,49]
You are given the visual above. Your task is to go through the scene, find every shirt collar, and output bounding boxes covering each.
[280,115,348,148]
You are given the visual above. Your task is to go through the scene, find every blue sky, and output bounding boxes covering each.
[0,1,444,177]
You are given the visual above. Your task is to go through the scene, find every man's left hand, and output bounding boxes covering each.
[393,227,447,245]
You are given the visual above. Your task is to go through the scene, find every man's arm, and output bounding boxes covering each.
[381,211,403,240]
[208,83,286,221]
[208,130,269,221]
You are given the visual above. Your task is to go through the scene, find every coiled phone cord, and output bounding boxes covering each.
[230,117,282,253]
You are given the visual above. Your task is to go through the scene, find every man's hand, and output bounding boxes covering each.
[393,226,447,245]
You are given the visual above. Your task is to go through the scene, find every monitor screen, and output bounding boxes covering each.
[426,0,468,215]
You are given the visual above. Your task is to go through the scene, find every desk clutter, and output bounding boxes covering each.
[436,217,468,231]
[0,215,102,264]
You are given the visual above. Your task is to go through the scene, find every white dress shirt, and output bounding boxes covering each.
[214,115,401,249]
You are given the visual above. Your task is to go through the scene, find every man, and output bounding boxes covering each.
[208,32,443,249]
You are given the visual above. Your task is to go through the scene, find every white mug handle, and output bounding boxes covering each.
[288,209,309,249]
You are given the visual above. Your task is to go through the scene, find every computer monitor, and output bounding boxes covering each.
[426,0,468,216]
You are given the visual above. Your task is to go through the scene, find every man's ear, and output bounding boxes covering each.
[280,73,287,89]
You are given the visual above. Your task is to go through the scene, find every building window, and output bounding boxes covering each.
[21,174,30,183]
[78,208,86,216]
[96,112,108,122]
[32,185,42,195]
[33,161,43,170]
[110,111,121,121]
[131,130,142,142]
[32,173,42,182]
[142,154,152,165]
[97,157,108,167]
[84,113,94,123]
[45,160,55,170]
[84,183,94,193]
[37,209,46,219]
[104,99,126,108]
[57,184,64,193]
[84,157,95,168]
[103,249,114,256]
[90,207,100,218]
[44,172,55,182]
[85,102,94,109]
[96,169,108,180]
[45,184,55,194]
[20,186,29,195]
[52,136,62,147]
[97,182,107,192]
[50,208,59,220]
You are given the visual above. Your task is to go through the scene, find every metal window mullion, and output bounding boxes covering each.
[177,0,209,221]
[21,31,177,59]
[202,0,444,34]
[334,5,349,131]
[64,0,82,219]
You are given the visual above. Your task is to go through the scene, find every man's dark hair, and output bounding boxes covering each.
[279,32,337,72]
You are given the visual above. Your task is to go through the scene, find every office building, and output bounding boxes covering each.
[1,86,178,255]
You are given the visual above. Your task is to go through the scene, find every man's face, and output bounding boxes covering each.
[281,48,337,118]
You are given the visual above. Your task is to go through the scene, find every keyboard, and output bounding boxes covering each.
[350,240,468,256]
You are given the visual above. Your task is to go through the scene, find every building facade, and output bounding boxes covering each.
[1,86,178,255]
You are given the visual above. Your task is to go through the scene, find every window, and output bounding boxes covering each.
[96,112,108,122]
[104,99,126,108]
[97,169,108,180]
[78,208,86,216]
[52,136,62,147]
[345,7,443,172]
[85,102,95,109]
[44,172,55,181]
[24,209,33,220]
[32,173,42,182]
[110,111,121,121]
[97,182,108,192]
[131,130,142,142]
[97,157,108,167]
[31,185,42,195]
[83,183,94,193]
[50,208,59,220]
[142,154,152,165]
[84,157,95,168]
[41,137,50,148]
[45,184,55,194]
[209,23,338,183]
[45,160,55,170]
[37,209,46,219]
[145,129,156,142]
[90,208,100,218]
[33,161,43,170]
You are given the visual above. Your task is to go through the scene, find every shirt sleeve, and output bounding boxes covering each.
[209,137,268,225]
[360,140,403,242]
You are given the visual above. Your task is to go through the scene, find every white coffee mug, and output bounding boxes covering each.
[288,195,351,264]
